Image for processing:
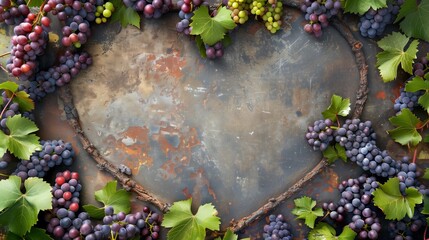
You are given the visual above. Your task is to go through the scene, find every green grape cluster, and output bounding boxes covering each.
[262,1,282,33]
[250,0,266,16]
[228,0,251,24]
[95,1,115,24]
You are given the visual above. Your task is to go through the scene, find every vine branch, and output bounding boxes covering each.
[58,86,171,213]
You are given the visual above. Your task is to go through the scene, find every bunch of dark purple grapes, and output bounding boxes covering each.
[413,55,428,78]
[0,0,29,25]
[263,214,292,240]
[92,206,162,239]
[123,0,172,18]
[323,175,381,239]
[12,140,75,180]
[305,118,334,151]
[27,50,92,101]
[301,0,342,37]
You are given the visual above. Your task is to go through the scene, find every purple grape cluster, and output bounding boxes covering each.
[90,206,162,240]
[6,15,50,79]
[413,55,428,77]
[301,0,341,37]
[388,212,425,240]
[43,0,97,48]
[205,42,224,59]
[27,50,92,101]
[0,152,13,169]
[358,0,403,39]
[305,118,334,151]
[323,175,381,239]
[12,140,75,180]
[0,0,29,25]
[176,0,205,35]
[394,87,423,115]
[123,0,172,18]
[263,214,292,240]
[47,170,86,239]
[335,119,398,178]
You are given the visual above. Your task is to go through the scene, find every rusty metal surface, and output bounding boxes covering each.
[69,9,361,224]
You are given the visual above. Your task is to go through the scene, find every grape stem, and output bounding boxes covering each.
[424,225,428,240]
[412,147,418,164]
[0,52,11,58]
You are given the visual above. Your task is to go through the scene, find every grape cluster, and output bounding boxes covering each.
[6,14,50,79]
[262,214,292,240]
[388,212,425,240]
[358,0,403,39]
[95,1,114,24]
[13,140,75,180]
[123,0,172,18]
[228,0,250,24]
[335,119,398,178]
[27,50,92,101]
[47,171,87,238]
[0,0,29,25]
[90,206,161,239]
[393,87,423,115]
[262,1,282,33]
[205,42,224,59]
[301,0,341,37]
[413,55,428,77]
[119,164,132,176]
[43,0,97,48]
[305,118,334,151]
[323,175,381,239]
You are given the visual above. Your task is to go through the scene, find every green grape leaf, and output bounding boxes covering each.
[387,108,422,146]
[396,0,429,42]
[162,198,221,240]
[291,196,323,229]
[214,229,243,240]
[0,176,52,236]
[338,226,358,240]
[94,181,131,214]
[0,81,19,93]
[0,115,42,160]
[309,223,356,240]
[376,32,419,82]
[110,0,140,28]
[373,178,422,220]
[25,0,44,7]
[190,6,236,46]
[83,204,106,219]
[13,91,35,112]
[421,196,429,215]
[7,227,54,240]
[323,144,347,164]
[322,94,351,121]
[195,35,207,58]
[344,0,387,14]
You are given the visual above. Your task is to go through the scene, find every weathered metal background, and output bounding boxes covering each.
[1,7,422,238]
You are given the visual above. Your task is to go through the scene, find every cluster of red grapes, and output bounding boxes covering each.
[6,13,51,79]
[301,0,341,37]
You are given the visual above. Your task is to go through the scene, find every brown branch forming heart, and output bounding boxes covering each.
[59,2,368,237]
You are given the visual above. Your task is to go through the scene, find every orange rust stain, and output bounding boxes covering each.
[159,159,177,180]
[292,88,310,115]
[182,187,192,199]
[391,83,402,103]
[153,49,186,79]
[107,126,154,174]
[375,91,386,100]
[322,168,339,193]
